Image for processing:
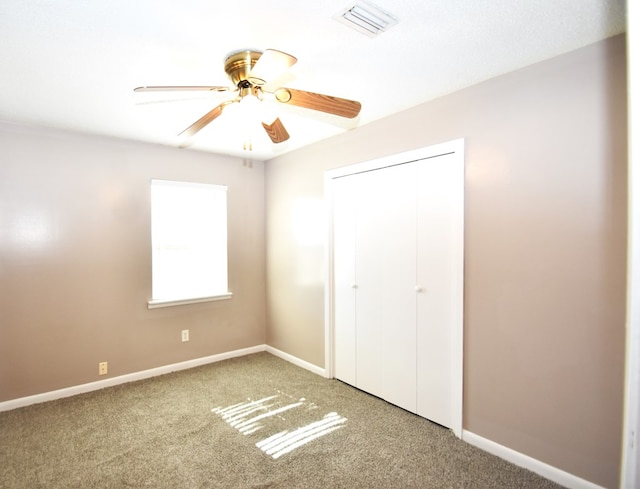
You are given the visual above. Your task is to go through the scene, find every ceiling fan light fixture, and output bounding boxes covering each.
[134,47,361,149]
[334,1,398,38]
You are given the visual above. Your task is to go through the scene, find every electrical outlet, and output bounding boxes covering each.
[98,362,108,375]
[181,329,189,342]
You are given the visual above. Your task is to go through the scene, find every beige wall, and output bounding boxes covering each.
[0,126,266,401]
[265,35,627,488]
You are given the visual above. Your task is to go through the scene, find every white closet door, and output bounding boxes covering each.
[416,152,463,427]
[332,175,357,386]
[330,140,464,434]
[355,163,417,412]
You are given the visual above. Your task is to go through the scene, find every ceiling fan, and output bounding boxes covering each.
[134,49,362,148]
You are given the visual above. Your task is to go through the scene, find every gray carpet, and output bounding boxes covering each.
[0,352,565,488]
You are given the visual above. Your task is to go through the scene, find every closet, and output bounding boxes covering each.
[329,141,464,431]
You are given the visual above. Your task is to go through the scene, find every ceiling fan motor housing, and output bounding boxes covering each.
[224,49,262,86]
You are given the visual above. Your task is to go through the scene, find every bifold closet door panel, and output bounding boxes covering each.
[332,175,357,386]
[416,152,463,428]
[333,144,463,431]
[355,163,417,413]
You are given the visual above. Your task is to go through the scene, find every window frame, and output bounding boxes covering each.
[148,179,232,309]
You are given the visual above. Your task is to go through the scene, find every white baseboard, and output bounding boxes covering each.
[265,345,327,377]
[0,345,266,412]
[462,430,606,489]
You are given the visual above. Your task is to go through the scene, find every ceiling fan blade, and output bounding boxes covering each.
[248,49,297,86]
[134,86,230,92]
[178,99,237,137]
[262,117,290,144]
[274,88,361,118]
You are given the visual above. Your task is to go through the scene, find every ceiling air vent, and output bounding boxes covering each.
[334,1,398,38]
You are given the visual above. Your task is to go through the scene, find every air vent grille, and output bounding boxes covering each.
[334,1,398,38]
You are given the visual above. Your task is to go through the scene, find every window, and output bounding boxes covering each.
[148,179,231,308]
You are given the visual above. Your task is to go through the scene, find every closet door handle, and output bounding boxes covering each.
[415,286,424,293]
[352,284,358,289]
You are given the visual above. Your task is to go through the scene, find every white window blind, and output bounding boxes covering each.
[149,179,230,308]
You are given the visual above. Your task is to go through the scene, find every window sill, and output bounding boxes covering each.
[147,293,233,309]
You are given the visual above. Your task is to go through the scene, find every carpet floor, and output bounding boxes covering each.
[0,352,565,488]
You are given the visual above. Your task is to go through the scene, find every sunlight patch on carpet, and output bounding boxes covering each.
[212,393,347,459]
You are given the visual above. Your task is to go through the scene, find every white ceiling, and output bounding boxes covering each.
[0,0,626,161]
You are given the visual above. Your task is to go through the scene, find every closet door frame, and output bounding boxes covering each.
[324,138,465,438]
